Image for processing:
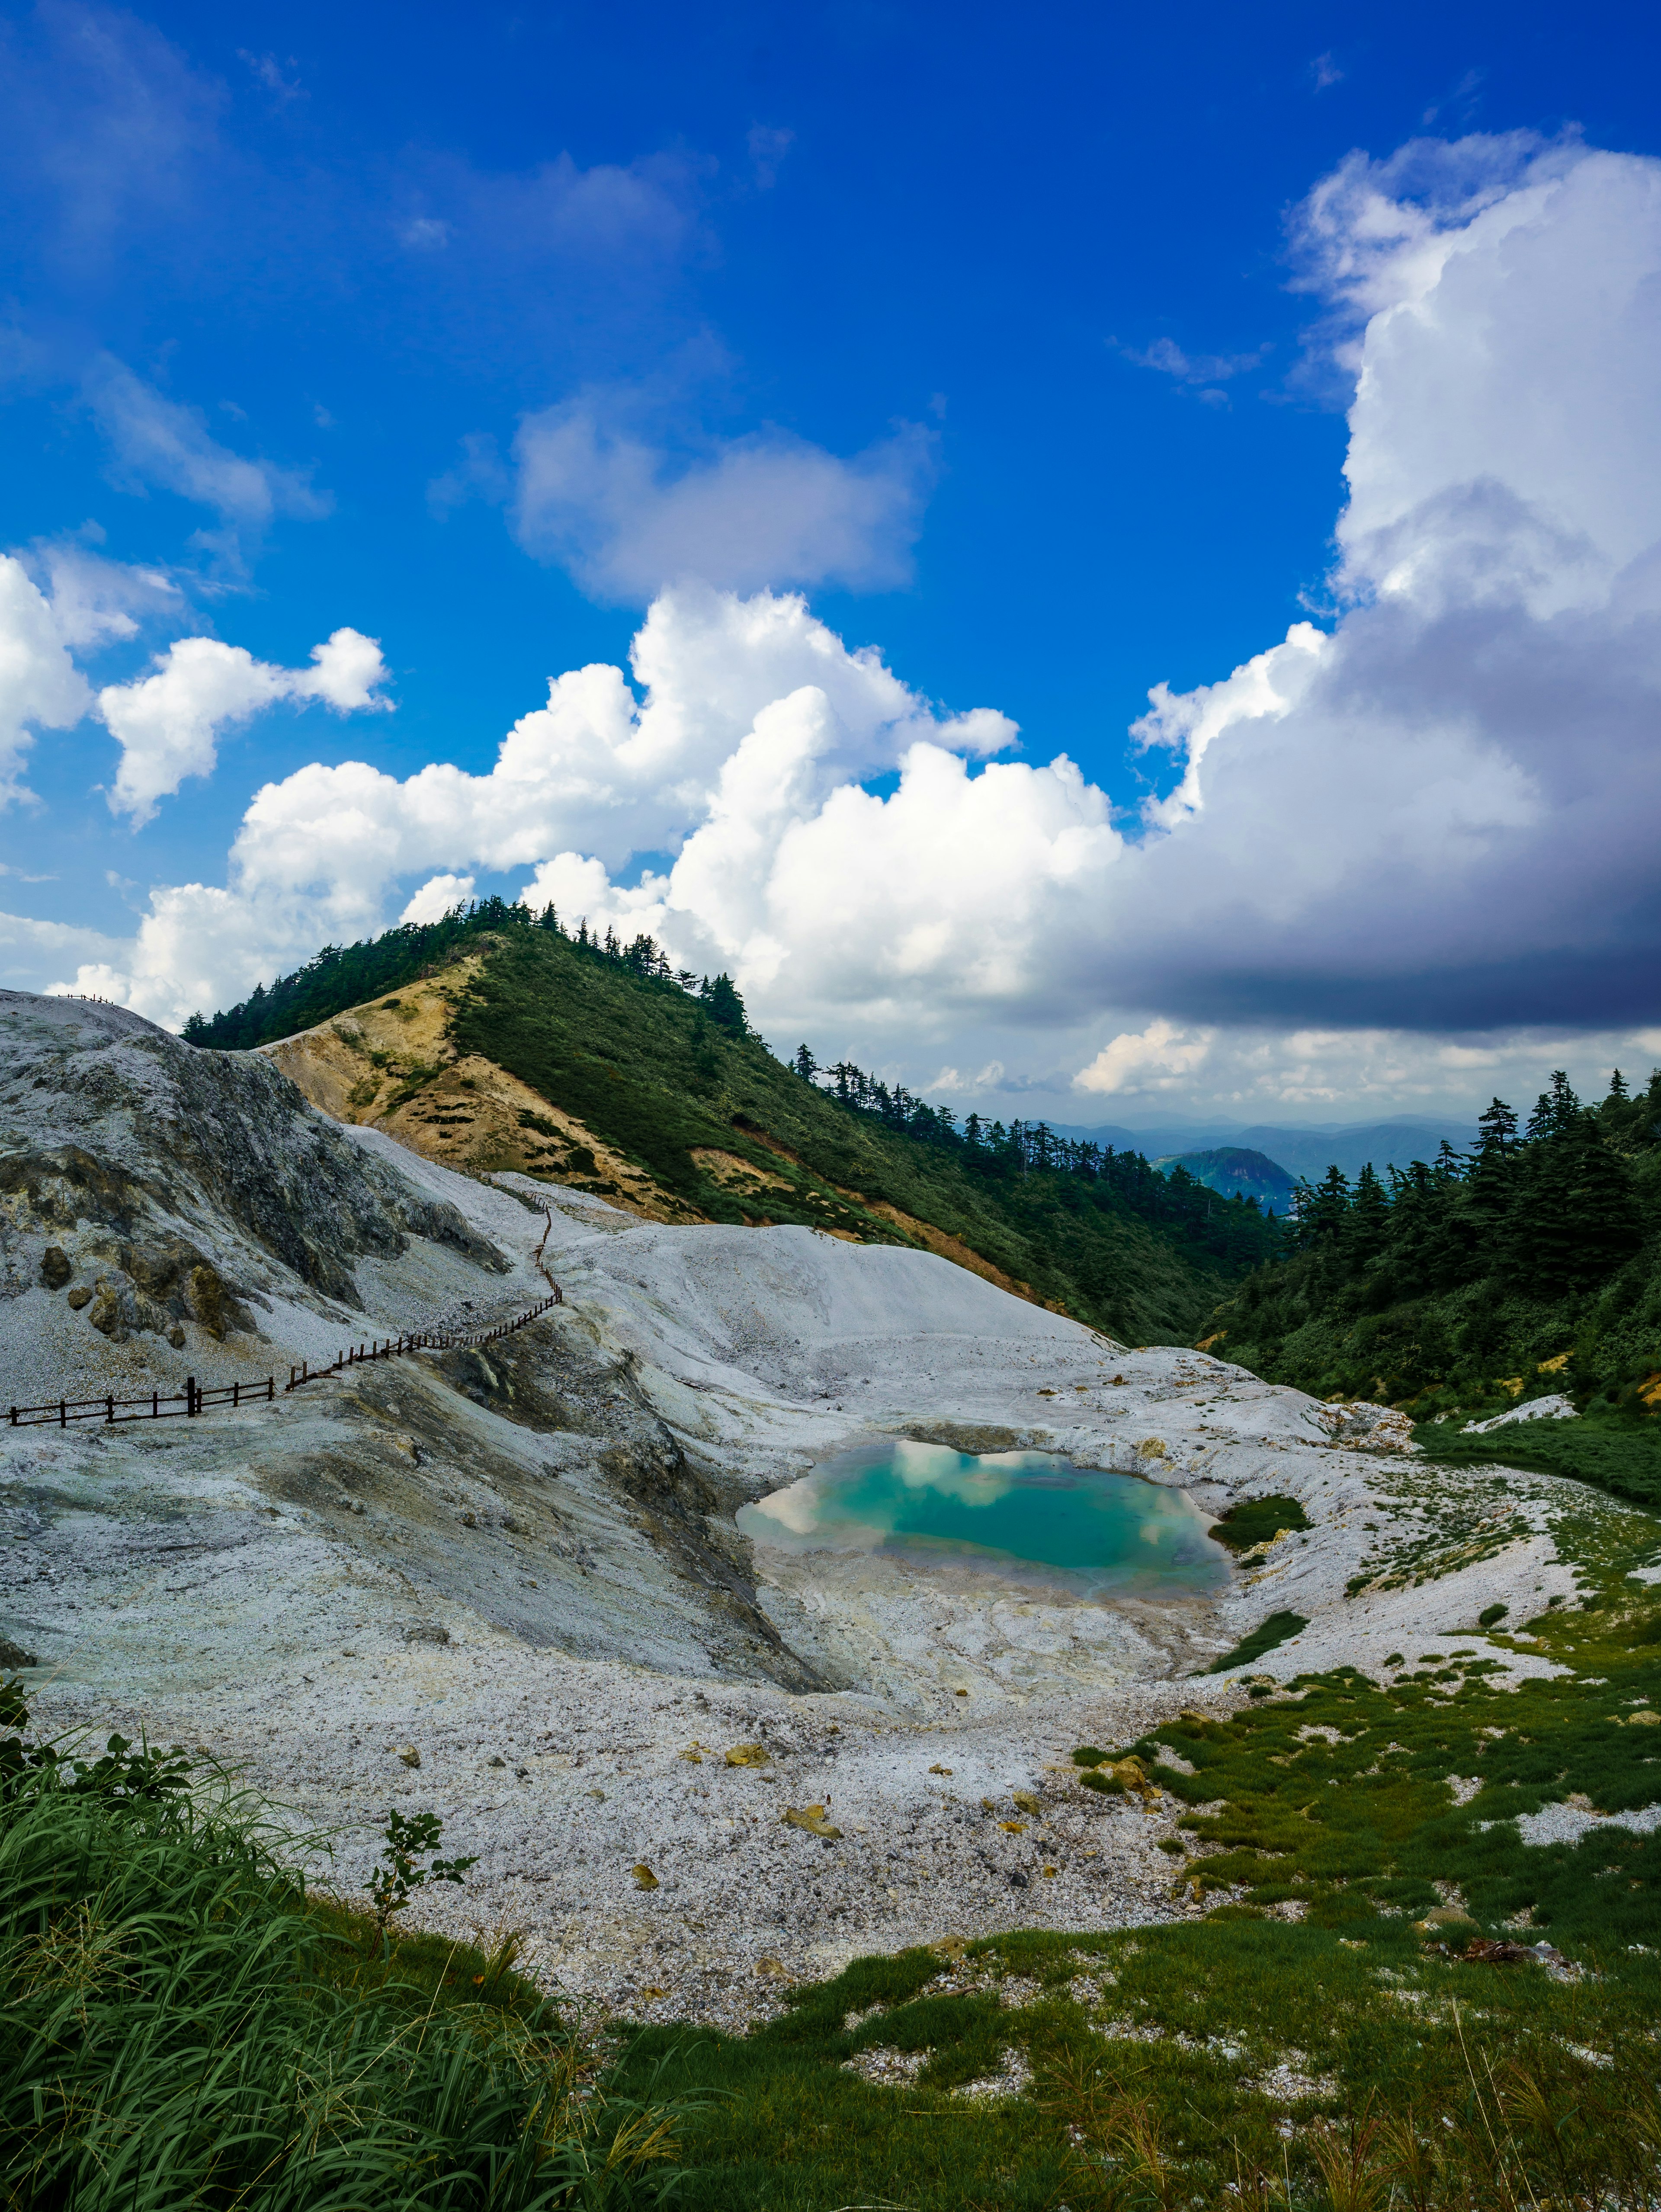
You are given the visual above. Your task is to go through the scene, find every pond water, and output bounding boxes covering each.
[736,1439,1227,1598]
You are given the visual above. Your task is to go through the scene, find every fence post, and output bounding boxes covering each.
[267,1377,273,1401]
[8,1407,14,1427]
[186,1376,197,1417]
[59,1399,66,1428]
[233,1380,240,1409]
[106,1395,113,1425]
[152,1392,158,1417]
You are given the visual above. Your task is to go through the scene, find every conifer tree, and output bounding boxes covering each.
[1526,1069,1581,1141]
[699,973,749,1037]
[1347,1162,1390,1268]
[1507,1109,1642,1294]
[1475,1097,1520,1155]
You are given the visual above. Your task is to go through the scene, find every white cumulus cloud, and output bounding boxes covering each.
[99,628,393,825]
[41,132,1661,1118]
[0,554,97,804]
[1075,1019,1218,1096]
[401,872,475,924]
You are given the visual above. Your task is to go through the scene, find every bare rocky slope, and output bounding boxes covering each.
[0,991,1597,2023]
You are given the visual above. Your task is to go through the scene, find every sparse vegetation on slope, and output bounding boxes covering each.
[192,900,1280,1344]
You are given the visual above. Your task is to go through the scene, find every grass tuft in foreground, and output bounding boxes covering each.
[0,1684,685,2210]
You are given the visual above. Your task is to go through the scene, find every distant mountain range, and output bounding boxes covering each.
[1049,1116,1481,1185]
[1151,1146,1298,1210]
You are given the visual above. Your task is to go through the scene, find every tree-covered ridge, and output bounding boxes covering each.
[182,896,755,1052]
[787,1043,1279,1271]
[1206,1066,1661,1419]
[185,899,1278,1340]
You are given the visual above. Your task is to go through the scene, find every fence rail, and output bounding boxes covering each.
[10,1275,563,1431]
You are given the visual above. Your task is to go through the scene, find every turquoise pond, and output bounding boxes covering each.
[735,1441,1228,1597]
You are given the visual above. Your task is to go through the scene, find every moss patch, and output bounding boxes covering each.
[1204,1608,1310,1673]
[1207,1493,1312,1551]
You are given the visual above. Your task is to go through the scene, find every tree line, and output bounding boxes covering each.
[787,1045,1282,1271]
[1209,1065,1661,1410]
[183,899,752,1050]
[183,897,1279,1277]
[1280,1069,1651,1306]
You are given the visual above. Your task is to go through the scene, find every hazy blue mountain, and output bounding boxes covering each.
[1225,1121,1479,1182]
[1153,1146,1297,1211]
[1050,1116,1480,1184]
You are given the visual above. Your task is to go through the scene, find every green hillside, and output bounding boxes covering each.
[1199,1069,1661,1499]
[1153,1144,1295,1211]
[187,900,1279,1344]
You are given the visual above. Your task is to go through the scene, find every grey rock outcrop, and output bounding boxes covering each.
[0,992,506,1338]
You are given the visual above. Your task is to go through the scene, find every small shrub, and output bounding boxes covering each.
[366,1805,478,1933]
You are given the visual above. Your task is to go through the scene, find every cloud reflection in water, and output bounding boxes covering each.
[738,1441,1225,1597]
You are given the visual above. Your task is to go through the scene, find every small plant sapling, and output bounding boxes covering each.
[367,1806,477,1934]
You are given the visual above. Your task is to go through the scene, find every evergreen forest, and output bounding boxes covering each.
[1202,1069,1661,1504]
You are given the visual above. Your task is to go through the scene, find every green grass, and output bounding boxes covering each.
[10,1484,1661,2208]
[1415,1411,1661,1513]
[1203,1608,1311,1674]
[0,1744,684,2209]
[622,1914,1661,2209]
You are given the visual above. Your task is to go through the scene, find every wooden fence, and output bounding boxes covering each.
[8,1285,563,1431]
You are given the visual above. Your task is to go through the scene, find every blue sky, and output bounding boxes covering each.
[3,0,1660,1123]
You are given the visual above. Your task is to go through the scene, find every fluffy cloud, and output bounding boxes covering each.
[57,586,1020,1024]
[1076,1019,1217,1096]
[0,555,96,803]
[1098,141,1661,1031]
[99,628,392,825]
[47,134,1661,1108]
[401,872,475,924]
[510,400,936,601]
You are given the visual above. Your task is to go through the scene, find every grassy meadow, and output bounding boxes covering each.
[608,1476,1661,2209]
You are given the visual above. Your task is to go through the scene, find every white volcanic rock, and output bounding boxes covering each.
[0,992,1607,2026]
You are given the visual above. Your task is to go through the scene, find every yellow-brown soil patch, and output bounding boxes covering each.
[690,1148,793,1196]
[260,967,704,1223]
